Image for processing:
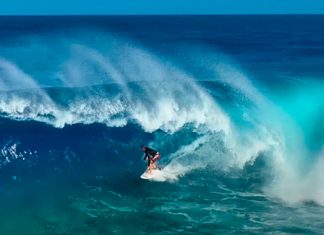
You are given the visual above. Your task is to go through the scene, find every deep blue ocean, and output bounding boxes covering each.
[0,15,323,234]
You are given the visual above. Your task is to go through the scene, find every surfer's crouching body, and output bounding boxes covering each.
[141,145,160,174]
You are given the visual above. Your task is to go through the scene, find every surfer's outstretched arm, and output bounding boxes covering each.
[143,154,148,161]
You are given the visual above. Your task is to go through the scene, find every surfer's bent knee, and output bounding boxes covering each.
[152,153,160,162]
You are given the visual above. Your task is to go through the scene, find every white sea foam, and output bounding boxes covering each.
[265,148,324,206]
[0,37,323,206]
[0,43,231,132]
[0,141,36,166]
[147,57,324,207]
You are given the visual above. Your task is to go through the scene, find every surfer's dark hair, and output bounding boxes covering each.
[140,144,145,149]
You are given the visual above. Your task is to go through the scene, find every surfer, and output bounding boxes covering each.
[141,145,160,174]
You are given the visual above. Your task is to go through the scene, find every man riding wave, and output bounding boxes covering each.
[141,145,161,174]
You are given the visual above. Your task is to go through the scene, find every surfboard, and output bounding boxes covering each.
[140,169,161,180]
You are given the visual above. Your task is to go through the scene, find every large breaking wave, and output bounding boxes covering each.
[0,31,323,206]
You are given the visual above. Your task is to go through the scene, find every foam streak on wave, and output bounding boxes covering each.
[0,39,231,133]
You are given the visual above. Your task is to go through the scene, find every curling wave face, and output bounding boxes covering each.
[0,29,323,208]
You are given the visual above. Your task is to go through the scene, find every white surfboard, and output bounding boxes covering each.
[140,169,161,180]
